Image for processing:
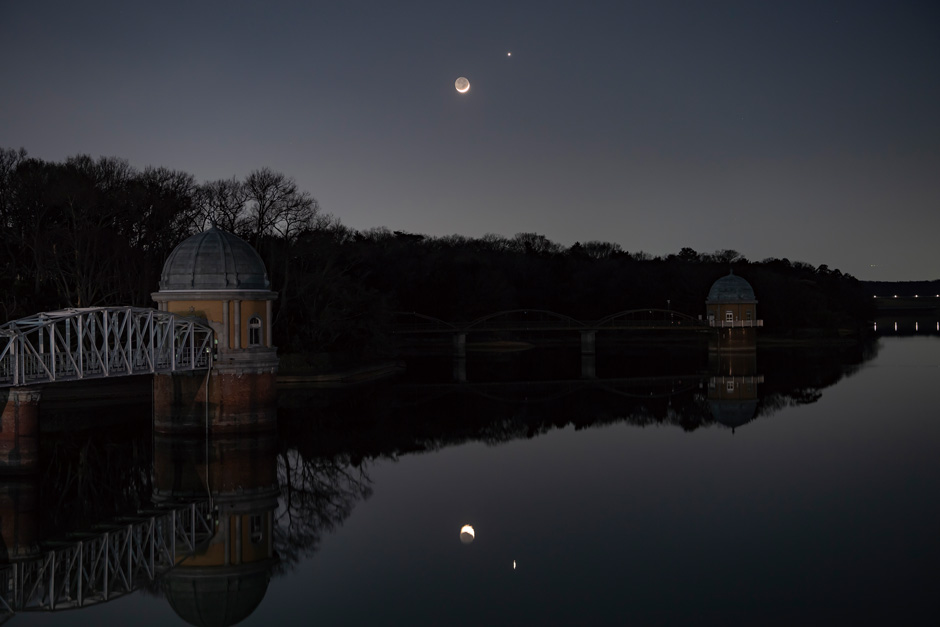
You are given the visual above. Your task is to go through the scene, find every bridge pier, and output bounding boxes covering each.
[709,327,758,352]
[0,474,40,560]
[0,388,41,473]
[581,354,596,379]
[153,370,277,434]
[453,357,467,383]
[580,330,596,355]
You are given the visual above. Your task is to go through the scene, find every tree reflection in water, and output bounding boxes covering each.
[274,449,373,574]
[39,421,153,538]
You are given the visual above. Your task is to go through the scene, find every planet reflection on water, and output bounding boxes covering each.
[460,524,475,544]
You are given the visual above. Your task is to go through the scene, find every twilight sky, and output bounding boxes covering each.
[2,0,938,281]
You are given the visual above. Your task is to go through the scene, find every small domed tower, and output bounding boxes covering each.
[706,270,758,326]
[152,226,278,432]
[706,270,761,348]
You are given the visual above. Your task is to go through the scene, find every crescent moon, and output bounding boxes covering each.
[455,77,470,93]
[460,524,475,543]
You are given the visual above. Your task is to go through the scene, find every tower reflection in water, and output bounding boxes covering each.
[153,432,279,626]
[707,334,763,432]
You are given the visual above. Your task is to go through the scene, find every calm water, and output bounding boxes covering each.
[6,335,940,625]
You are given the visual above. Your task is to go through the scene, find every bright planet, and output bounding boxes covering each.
[455,77,470,93]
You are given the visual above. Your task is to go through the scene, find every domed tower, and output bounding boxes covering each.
[706,270,761,348]
[151,226,278,432]
[706,270,759,326]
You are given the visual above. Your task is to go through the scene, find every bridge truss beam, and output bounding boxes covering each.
[0,307,214,388]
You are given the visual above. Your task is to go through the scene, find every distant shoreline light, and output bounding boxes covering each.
[873,294,940,298]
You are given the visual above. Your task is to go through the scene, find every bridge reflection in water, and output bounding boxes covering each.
[0,400,372,625]
[0,419,280,623]
[0,499,214,613]
[873,313,940,337]
[387,337,765,435]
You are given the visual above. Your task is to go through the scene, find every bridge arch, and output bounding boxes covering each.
[1,307,214,387]
[464,309,588,332]
[391,311,459,333]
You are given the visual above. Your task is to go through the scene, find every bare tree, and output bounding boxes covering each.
[710,249,746,264]
[46,156,135,306]
[579,240,624,259]
[511,232,562,256]
[197,176,248,234]
[243,167,320,246]
[0,147,28,221]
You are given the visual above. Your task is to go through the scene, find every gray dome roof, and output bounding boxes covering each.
[160,227,270,291]
[706,271,756,303]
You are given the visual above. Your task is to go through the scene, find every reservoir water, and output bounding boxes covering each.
[5,334,939,625]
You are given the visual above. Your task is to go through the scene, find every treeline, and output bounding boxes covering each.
[1,148,873,365]
[344,231,873,330]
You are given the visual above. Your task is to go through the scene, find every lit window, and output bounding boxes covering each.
[248,315,262,346]
[725,311,734,322]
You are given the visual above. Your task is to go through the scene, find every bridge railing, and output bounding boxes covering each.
[708,320,763,328]
[0,307,213,387]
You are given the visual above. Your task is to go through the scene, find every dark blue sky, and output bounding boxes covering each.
[2,0,938,280]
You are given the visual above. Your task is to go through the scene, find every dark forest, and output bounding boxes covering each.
[1,149,874,366]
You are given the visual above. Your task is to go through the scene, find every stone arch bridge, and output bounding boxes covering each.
[393,308,708,355]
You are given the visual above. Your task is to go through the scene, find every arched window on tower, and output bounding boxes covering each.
[248,315,263,347]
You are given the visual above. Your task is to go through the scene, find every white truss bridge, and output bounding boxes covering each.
[0,307,214,388]
[0,501,214,618]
